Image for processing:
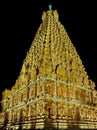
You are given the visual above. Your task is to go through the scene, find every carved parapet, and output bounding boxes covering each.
[2,89,11,100]
[22,88,28,101]
[13,96,18,106]
[37,81,44,96]
[67,86,75,99]
[89,79,96,90]
[93,91,97,105]
[42,11,46,22]
[56,65,68,81]
[84,91,91,103]
[57,85,63,97]
[31,67,37,81]
[17,76,22,88]
[21,64,26,74]
[76,88,84,101]
[83,77,89,87]
[18,92,22,103]
[30,85,35,98]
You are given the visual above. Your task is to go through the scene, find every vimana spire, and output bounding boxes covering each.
[0,8,97,130]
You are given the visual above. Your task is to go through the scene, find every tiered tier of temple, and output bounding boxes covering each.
[0,8,97,129]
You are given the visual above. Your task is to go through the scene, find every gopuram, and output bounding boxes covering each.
[0,6,97,130]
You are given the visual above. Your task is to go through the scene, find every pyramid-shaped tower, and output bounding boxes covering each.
[0,8,97,130]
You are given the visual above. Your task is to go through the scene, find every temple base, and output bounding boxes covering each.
[4,119,97,130]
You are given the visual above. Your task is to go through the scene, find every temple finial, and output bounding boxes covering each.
[48,3,52,10]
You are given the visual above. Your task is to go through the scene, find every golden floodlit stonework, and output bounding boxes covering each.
[0,8,97,129]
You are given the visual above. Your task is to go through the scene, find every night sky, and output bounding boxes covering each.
[0,1,97,101]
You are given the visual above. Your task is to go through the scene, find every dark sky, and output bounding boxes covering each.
[0,1,97,101]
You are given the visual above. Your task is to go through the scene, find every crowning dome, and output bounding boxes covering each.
[0,7,97,130]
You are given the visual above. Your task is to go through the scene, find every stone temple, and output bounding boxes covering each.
[0,7,97,130]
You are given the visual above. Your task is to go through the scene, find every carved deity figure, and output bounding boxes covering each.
[57,104,64,117]
[30,104,36,119]
[50,103,57,119]
[37,102,44,116]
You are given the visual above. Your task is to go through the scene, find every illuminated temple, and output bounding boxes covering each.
[0,7,97,130]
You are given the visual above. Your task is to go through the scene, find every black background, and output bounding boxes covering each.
[0,1,97,101]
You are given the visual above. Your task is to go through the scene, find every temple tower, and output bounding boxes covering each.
[0,7,97,130]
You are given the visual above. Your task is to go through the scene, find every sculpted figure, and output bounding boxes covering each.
[51,103,57,118]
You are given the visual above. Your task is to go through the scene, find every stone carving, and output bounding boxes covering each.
[37,102,44,116]
[0,8,97,130]
[30,103,36,118]
[53,10,59,22]
[50,103,57,118]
